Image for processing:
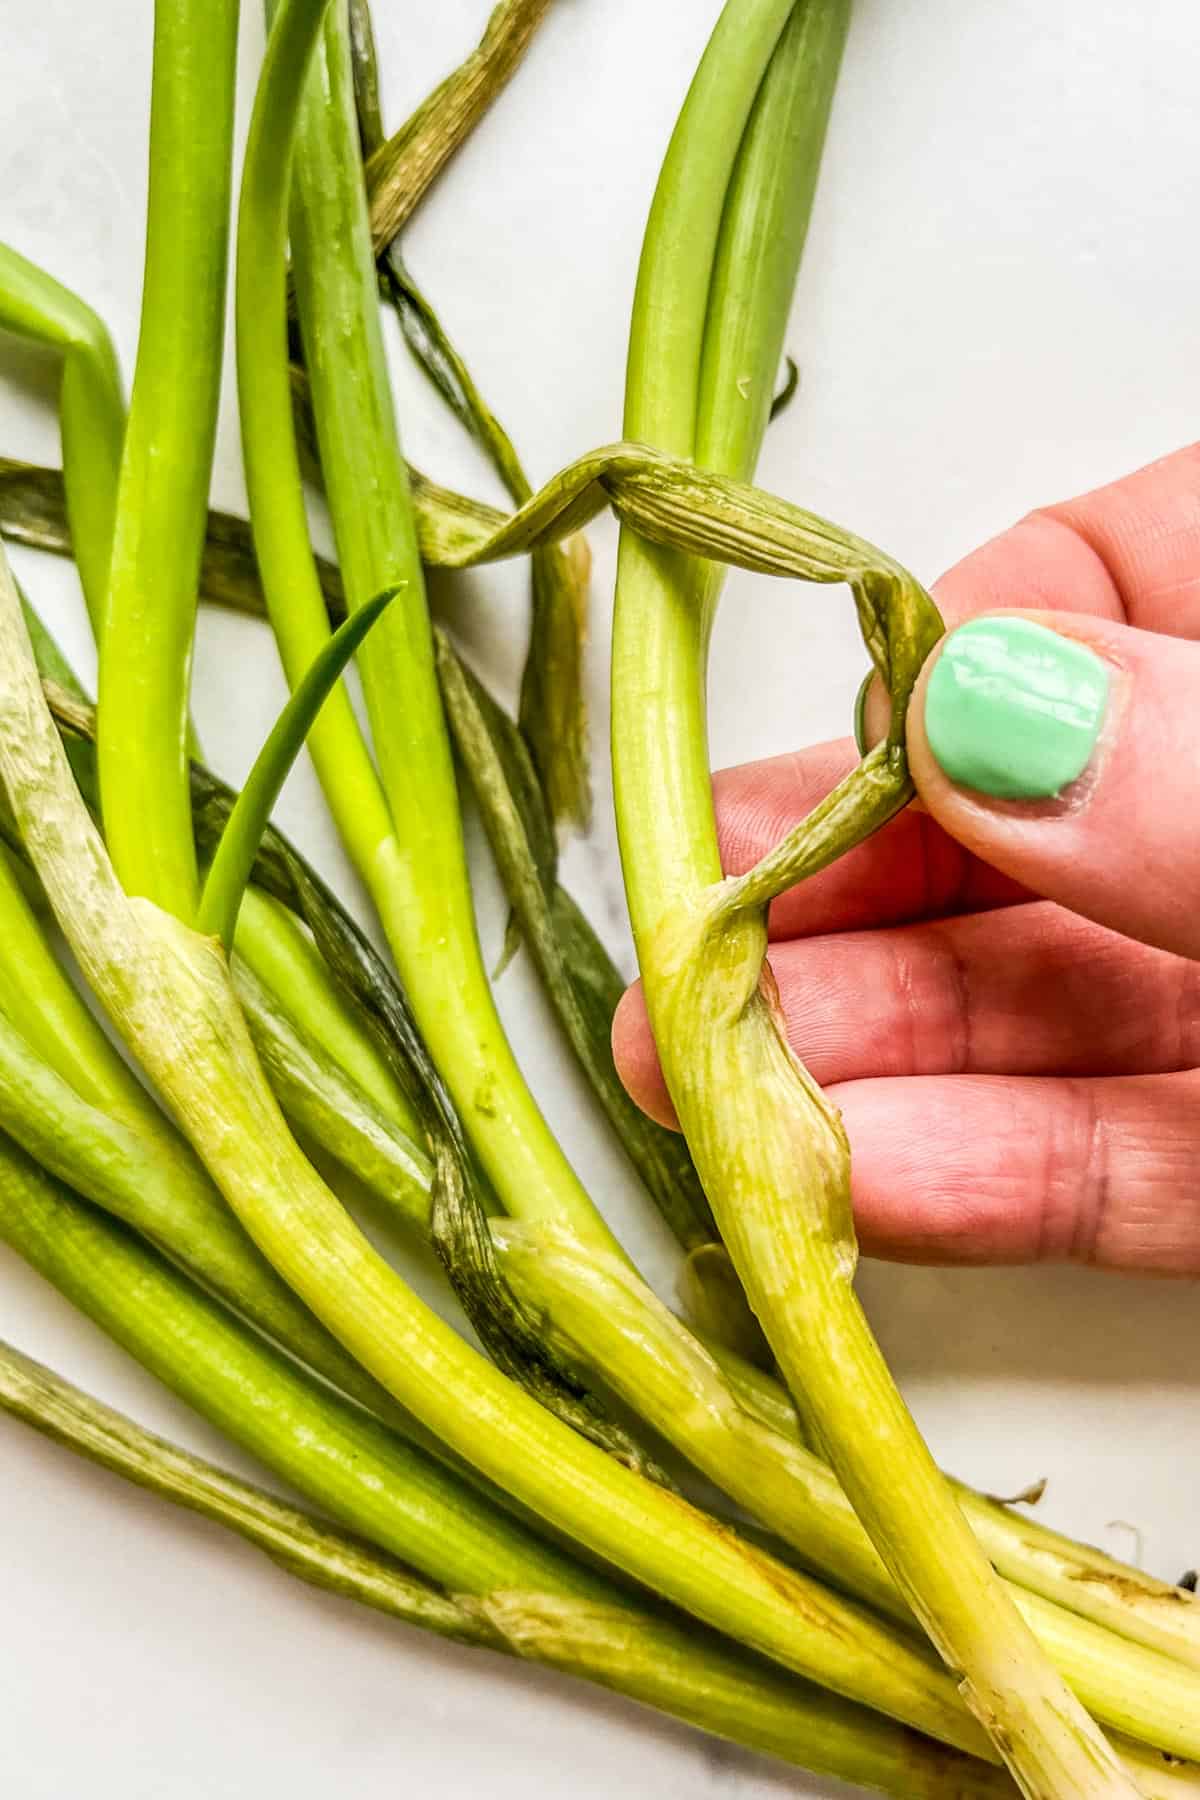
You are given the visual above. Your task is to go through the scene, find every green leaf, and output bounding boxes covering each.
[197,586,399,949]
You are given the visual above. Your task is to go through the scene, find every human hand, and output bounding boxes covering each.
[613,446,1200,1275]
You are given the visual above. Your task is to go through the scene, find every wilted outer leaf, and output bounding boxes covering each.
[363,0,556,248]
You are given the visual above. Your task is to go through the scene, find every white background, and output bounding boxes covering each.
[2,2,1199,1795]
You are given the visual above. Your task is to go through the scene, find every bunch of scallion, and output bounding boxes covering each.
[0,3,1195,1797]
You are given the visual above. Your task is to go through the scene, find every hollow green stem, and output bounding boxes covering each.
[0,1333,499,1645]
[268,0,621,1260]
[96,0,239,918]
[238,0,395,892]
[611,4,1139,1793]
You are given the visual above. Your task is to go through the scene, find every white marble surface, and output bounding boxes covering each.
[2,2,1199,1794]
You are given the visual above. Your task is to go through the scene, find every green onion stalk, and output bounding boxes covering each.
[0,528,1003,1758]
[341,0,762,1360]
[7,269,1195,1696]
[0,0,1001,1749]
[95,0,239,918]
[2,0,1194,1749]
[27,662,1200,1742]
[355,0,590,835]
[0,624,1195,1780]
[609,1,1144,1794]
[0,243,123,619]
[267,0,626,1263]
[245,0,1200,1728]
[0,1155,1022,1800]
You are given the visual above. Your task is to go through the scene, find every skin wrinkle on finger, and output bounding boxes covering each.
[1036,1077,1108,1267]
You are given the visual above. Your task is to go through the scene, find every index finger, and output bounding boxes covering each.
[744,444,1200,941]
[934,441,1200,636]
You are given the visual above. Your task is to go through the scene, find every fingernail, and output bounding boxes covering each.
[923,617,1110,800]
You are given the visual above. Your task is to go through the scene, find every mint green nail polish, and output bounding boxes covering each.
[924,617,1109,800]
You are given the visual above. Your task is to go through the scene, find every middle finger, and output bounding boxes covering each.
[767,900,1200,1087]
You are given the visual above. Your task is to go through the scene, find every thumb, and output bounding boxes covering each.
[908,610,1200,958]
